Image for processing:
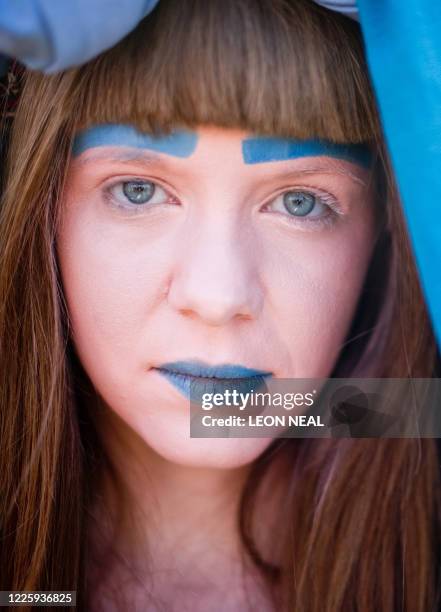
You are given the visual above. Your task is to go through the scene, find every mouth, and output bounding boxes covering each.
[153,360,272,401]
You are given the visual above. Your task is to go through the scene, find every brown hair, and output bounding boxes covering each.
[1,0,440,609]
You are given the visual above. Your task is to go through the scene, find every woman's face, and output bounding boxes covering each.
[57,125,376,467]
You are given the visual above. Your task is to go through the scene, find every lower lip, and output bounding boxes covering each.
[155,368,270,402]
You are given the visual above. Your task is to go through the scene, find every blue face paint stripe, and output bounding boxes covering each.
[72,124,198,158]
[242,136,372,168]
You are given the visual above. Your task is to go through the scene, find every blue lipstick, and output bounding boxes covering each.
[155,361,272,402]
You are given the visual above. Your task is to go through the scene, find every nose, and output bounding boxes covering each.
[167,223,264,326]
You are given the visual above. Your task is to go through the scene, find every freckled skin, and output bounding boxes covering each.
[57,126,376,468]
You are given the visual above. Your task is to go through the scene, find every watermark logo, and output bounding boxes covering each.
[189,378,441,438]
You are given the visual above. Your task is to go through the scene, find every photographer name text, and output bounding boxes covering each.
[201,414,324,427]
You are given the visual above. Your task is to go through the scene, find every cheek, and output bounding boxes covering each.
[261,210,375,376]
[56,195,174,396]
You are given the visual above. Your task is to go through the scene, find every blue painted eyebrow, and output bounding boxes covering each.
[72,124,198,158]
[242,136,372,169]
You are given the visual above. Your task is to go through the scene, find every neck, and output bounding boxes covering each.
[86,401,284,611]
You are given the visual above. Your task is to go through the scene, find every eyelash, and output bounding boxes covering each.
[261,186,343,230]
[103,177,343,229]
[103,177,179,213]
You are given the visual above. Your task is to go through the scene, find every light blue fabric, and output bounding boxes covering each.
[315,0,441,349]
[0,0,159,73]
[355,0,441,348]
[314,1,358,20]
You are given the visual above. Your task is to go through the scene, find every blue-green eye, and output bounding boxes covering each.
[283,191,316,216]
[107,179,176,210]
[122,180,155,204]
[264,188,336,223]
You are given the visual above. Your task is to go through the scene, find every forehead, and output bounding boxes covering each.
[72,124,372,170]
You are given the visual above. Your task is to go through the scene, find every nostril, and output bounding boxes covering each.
[165,240,263,324]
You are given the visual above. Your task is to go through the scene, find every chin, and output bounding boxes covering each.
[143,423,275,469]
[96,379,277,470]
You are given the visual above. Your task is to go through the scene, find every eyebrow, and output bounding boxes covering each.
[75,149,162,167]
[264,162,370,188]
[72,124,198,158]
[242,136,372,169]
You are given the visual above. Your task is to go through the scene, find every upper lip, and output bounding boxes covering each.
[155,360,272,379]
